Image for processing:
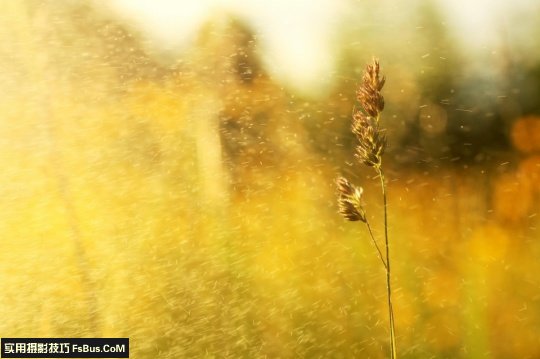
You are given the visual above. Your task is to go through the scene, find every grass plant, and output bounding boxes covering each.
[336,58,397,359]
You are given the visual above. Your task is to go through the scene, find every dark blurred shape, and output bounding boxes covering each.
[397,2,511,165]
[191,16,307,194]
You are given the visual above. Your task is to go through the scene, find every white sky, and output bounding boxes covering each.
[435,0,536,48]
[107,0,345,95]
[107,0,538,95]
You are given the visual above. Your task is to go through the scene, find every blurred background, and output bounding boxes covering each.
[1,0,540,357]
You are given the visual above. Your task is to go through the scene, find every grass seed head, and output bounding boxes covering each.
[356,58,386,117]
[352,58,387,168]
[336,177,366,222]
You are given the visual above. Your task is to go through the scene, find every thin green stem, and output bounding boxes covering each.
[377,167,397,359]
[365,218,387,270]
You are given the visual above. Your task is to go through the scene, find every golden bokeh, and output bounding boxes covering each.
[1,2,540,358]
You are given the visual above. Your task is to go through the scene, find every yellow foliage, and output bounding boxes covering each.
[518,154,540,194]
[493,172,532,223]
[1,2,540,358]
[424,311,461,351]
[422,269,460,308]
[469,224,510,263]
[511,116,540,154]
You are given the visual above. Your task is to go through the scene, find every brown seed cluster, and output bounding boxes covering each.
[337,58,387,221]
[352,59,387,168]
[336,177,366,222]
[356,60,385,117]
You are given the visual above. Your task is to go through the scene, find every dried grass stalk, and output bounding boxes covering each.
[336,58,397,359]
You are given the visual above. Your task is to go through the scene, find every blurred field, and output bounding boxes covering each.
[1,1,540,358]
